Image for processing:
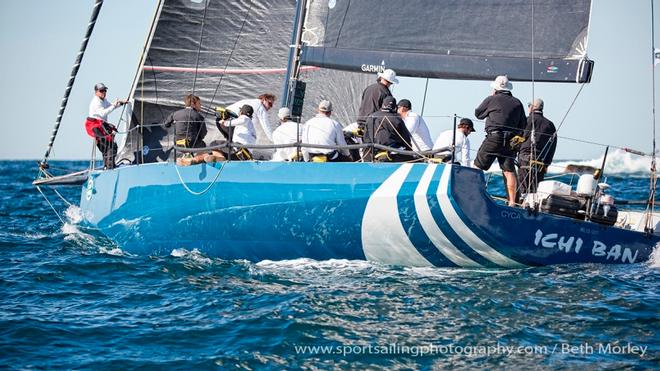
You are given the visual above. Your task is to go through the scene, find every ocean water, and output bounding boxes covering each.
[1,159,658,369]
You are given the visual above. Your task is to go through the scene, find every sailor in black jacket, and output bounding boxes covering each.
[357,69,398,127]
[162,94,209,165]
[363,96,413,162]
[474,75,527,206]
[517,98,557,197]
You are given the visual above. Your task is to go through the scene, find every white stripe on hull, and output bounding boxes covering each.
[361,164,433,267]
[437,165,526,268]
[414,164,483,267]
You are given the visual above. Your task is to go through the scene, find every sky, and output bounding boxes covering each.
[0,0,659,161]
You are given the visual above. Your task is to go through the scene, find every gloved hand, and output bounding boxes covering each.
[352,127,364,137]
[509,135,526,150]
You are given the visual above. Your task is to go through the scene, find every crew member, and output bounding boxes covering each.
[272,107,303,161]
[357,69,398,128]
[474,75,526,206]
[302,100,350,162]
[364,96,413,162]
[87,83,127,169]
[433,118,475,166]
[162,94,209,166]
[226,93,276,142]
[397,99,433,152]
[517,98,557,197]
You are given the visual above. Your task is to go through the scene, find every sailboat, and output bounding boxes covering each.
[34,0,660,267]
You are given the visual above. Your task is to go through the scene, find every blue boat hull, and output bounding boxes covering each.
[79,162,659,267]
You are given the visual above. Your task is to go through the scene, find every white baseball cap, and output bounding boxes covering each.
[490,75,513,91]
[277,107,291,120]
[377,69,399,84]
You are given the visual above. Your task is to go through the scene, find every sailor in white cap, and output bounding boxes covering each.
[88,83,127,122]
[271,107,304,161]
[87,83,127,169]
[474,75,527,207]
[301,100,350,162]
[356,68,398,130]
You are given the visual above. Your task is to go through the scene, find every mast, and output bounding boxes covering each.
[282,0,308,110]
[38,0,104,171]
[646,0,658,232]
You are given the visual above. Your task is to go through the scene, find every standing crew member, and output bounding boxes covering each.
[517,98,557,198]
[226,93,276,142]
[87,83,127,169]
[474,75,526,206]
[357,69,398,128]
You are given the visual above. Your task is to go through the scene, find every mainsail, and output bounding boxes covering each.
[119,0,595,164]
[299,0,593,83]
[119,0,298,163]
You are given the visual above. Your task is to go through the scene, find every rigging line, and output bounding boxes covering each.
[420,78,430,117]
[209,0,255,106]
[53,188,74,207]
[174,161,228,196]
[377,115,428,160]
[554,82,586,133]
[526,0,537,198]
[191,0,210,95]
[333,0,352,48]
[36,186,66,226]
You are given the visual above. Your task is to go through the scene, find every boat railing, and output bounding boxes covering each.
[172,140,452,162]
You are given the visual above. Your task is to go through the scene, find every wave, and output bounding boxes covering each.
[550,149,653,176]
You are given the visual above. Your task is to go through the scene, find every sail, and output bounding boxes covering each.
[119,0,297,163]
[300,0,593,83]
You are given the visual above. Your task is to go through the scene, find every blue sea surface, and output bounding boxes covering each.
[0,160,658,369]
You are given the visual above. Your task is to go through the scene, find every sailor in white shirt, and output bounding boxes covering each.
[87,83,127,169]
[221,104,256,160]
[302,100,350,162]
[226,93,276,142]
[397,99,433,151]
[272,107,304,161]
[433,118,475,166]
[88,83,126,121]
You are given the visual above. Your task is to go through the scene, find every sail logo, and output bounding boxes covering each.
[361,63,386,73]
[546,65,559,74]
[534,229,638,263]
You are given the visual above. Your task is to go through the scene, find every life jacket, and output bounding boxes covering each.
[85,117,113,142]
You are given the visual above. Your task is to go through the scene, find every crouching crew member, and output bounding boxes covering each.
[364,96,414,162]
[302,100,350,162]
[162,94,213,166]
[217,104,256,160]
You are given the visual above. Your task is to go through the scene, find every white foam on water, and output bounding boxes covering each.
[550,149,652,176]
[61,222,82,236]
[649,244,660,268]
[99,246,126,256]
[64,205,83,224]
[170,248,212,265]
[256,258,373,271]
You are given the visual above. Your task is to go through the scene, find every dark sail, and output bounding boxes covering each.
[119,0,297,163]
[300,0,593,83]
